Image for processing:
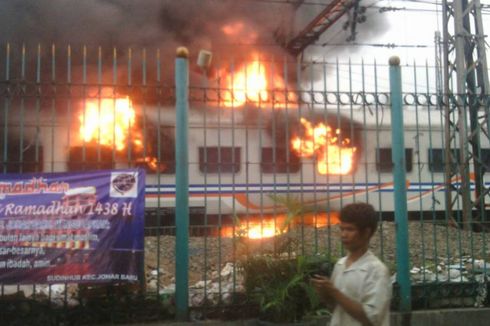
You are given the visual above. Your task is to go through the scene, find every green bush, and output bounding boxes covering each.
[242,254,334,323]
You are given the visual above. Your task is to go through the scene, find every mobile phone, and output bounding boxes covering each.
[310,273,328,279]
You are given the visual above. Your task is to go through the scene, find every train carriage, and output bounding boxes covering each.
[7,99,487,228]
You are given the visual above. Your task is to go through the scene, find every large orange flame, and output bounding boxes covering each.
[79,97,135,151]
[219,54,296,108]
[291,118,357,175]
[78,97,167,172]
[221,212,340,239]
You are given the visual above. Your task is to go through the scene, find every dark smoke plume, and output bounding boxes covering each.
[0,1,296,83]
[0,1,389,90]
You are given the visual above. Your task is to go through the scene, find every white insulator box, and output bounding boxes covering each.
[197,50,212,69]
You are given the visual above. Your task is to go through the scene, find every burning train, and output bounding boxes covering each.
[3,57,490,237]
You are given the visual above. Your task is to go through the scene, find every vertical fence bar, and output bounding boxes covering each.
[97,47,102,165]
[19,45,25,173]
[374,60,384,260]
[2,44,9,173]
[361,60,369,205]
[175,47,190,321]
[322,58,332,254]
[50,44,56,173]
[230,55,237,300]
[65,44,72,307]
[82,45,87,167]
[155,48,163,298]
[389,56,411,312]
[127,48,133,162]
[414,61,426,283]
[202,55,209,302]
[67,45,72,155]
[141,48,148,291]
[35,44,41,175]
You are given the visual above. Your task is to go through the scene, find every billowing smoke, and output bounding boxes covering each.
[0,1,390,85]
[0,0,291,49]
[0,1,295,82]
[0,0,395,110]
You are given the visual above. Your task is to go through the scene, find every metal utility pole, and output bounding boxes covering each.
[279,0,361,57]
[442,0,490,228]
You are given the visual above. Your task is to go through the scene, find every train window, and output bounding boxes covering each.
[199,147,241,173]
[376,148,413,172]
[0,140,44,173]
[134,126,176,174]
[477,149,490,173]
[428,148,460,172]
[68,146,115,171]
[261,147,301,173]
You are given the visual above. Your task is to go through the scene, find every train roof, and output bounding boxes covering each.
[152,104,448,131]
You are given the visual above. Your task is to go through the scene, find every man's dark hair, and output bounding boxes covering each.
[340,202,378,236]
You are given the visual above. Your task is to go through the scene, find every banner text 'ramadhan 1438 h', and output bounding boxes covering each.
[0,169,145,284]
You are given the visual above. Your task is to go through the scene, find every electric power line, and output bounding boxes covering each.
[317,42,432,48]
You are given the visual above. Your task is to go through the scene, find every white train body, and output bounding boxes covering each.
[27,103,489,217]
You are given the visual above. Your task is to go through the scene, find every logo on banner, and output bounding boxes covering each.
[110,172,138,198]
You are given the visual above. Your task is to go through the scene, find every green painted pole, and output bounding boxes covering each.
[175,47,190,321]
[389,56,411,312]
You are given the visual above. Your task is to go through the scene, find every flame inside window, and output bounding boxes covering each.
[77,97,170,173]
[291,118,357,175]
[219,54,296,107]
[79,97,135,151]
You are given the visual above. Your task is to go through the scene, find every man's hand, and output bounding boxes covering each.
[311,274,374,326]
[310,274,339,306]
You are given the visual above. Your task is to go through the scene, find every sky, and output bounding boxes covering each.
[307,0,489,62]
[295,0,490,94]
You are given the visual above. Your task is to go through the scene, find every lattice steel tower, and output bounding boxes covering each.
[442,0,490,228]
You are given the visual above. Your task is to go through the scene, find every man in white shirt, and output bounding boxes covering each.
[311,202,392,326]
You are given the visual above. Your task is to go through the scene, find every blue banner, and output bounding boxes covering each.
[0,169,145,284]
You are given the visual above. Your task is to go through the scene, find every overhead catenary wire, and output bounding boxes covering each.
[193,0,490,53]
[191,0,490,14]
[317,42,432,48]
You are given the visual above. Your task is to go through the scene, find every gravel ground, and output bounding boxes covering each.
[2,221,487,309]
[144,221,490,289]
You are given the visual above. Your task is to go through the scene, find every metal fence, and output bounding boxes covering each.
[0,43,489,323]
